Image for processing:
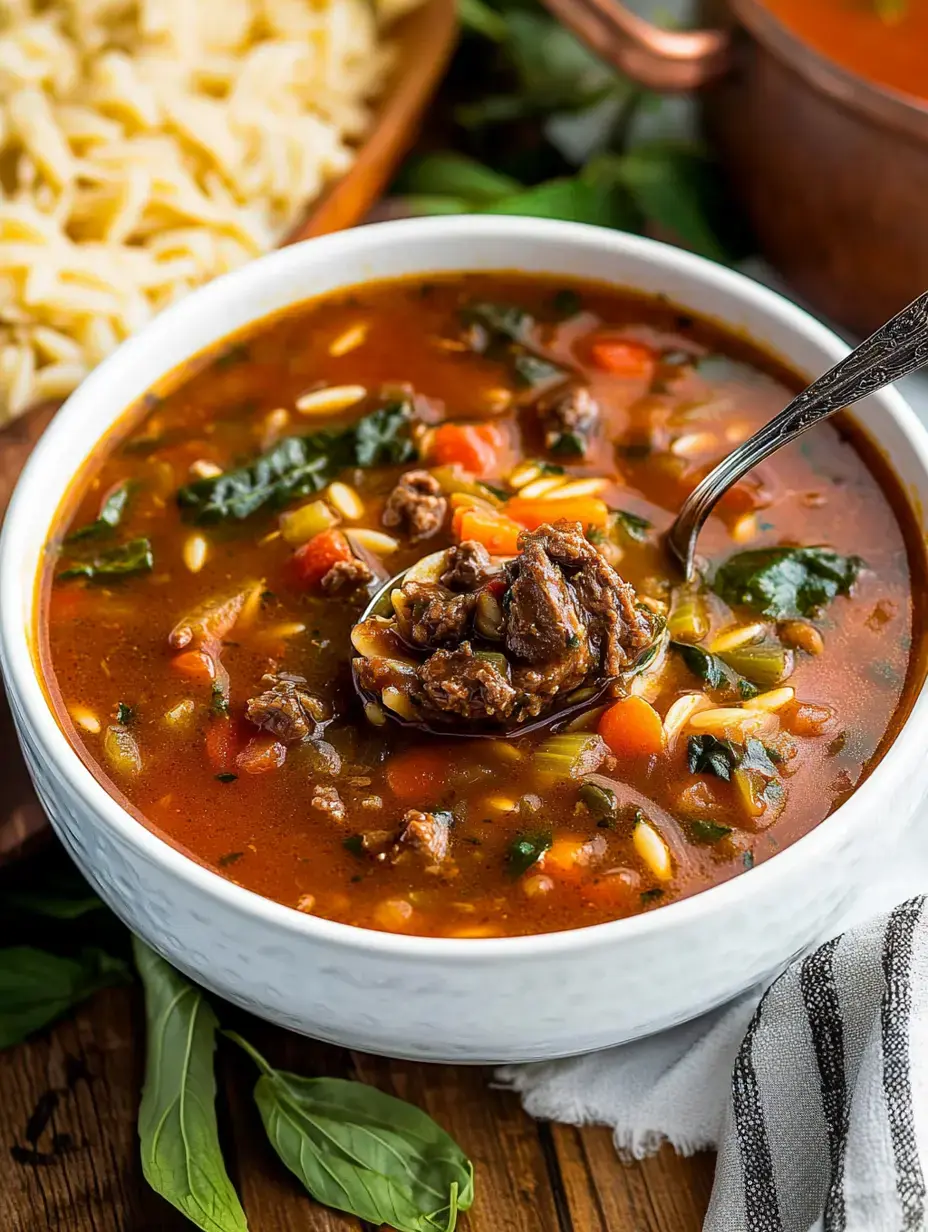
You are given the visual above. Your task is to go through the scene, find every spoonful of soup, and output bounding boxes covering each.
[667,288,928,578]
[351,524,667,737]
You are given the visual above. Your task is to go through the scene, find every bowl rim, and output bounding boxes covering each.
[3,214,928,961]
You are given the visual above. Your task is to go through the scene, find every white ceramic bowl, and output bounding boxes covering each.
[3,217,928,1064]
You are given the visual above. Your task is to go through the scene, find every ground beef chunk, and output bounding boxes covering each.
[540,385,599,454]
[320,556,373,593]
[245,674,326,743]
[417,642,517,720]
[382,469,448,542]
[398,580,476,648]
[440,540,499,591]
[530,521,653,674]
[311,785,346,824]
[393,808,452,871]
[505,530,589,665]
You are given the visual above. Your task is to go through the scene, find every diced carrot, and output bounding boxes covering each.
[541,837,588,882]
[171,649,216,683]
[598,696,666,758]
[430,422,504,475]
[501,497,609,532]
[386,745,451,803]
[205,716,244,775]
[236,735,287,774]
[589,337,657,380]
[291,528,353,589]
[452,506,523,555]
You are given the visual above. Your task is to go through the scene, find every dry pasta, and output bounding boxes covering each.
[0,0,421,420]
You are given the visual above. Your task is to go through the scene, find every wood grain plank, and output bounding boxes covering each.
[0,986,188,1232]
[352,1054,563,1232]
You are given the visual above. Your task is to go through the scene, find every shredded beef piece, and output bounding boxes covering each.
[311,785,346,824]
[540,385,599,454]
[417,642,517,720]
[440,540,499,591]
[245,673,327,744]
[382,469,448,542]
[320,556,373,593]
[530,521,653,674]
[505,531,589,665]
[399,580,476,647]
[354,655,418,699]
[393,808,452,870]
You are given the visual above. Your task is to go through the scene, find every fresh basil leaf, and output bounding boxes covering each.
[512,353,569,389]
[712,546,865,619]
[484,174,632,228]
[687,734,738,781]
[58,537,154,581]
[396,195,474,217]
[177,435,336,522]
[457,0,509,41]
[227,1032,473,1232]
[65,481,133,542]
[507,830,552,877]
[398,153,519,204]
[673,642,727,691]
[5,890,104,920]
[0,946,128,1050]
[611,509,652,543]
[133,939,247,1232]
[354,401,417,468]
[687,819,733,844]
[612,142,732,263]
[504,11,618,112]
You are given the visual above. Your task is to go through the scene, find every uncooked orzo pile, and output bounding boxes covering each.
[0,0,421,420]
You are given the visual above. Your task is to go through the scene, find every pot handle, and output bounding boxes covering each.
[539,0,732,91]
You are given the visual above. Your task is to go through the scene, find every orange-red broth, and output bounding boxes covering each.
[40,275,925,937]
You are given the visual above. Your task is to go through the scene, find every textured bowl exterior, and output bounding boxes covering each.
[3,217,928,1063]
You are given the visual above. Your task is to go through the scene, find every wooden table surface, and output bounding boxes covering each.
[0,409,717,1232]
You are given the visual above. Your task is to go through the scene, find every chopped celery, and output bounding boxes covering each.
[429,464,503,507]
[667,585,708,644]
[534,733,609,782]
[718,640,794,686]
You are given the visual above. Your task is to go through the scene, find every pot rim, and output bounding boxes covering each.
[731,0,928,143]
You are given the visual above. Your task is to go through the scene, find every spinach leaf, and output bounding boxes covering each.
[687,735,778,782]
[354,401,417,467]
[672,642,758,700]
[0,946,128,1050]
[227,1032,473,1232]
[611,509,652,543]
[578,782,617,825]
[507,831,553,877]
[712,546,864,619]
[133,939,247,1232]
[65,481,133,542]
[397,152,519,203]
[687,819,733,844]
[58,537,154,581]
[512,353,568,389]
[462,301,533,346]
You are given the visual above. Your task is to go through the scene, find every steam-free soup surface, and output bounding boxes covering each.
[42,274,921,937]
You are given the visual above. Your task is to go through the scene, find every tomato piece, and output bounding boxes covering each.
[589,337,657,380]
[386,745,451,802]
[237,735,287,774]
[431,422,504,476]
[291,529,353,589]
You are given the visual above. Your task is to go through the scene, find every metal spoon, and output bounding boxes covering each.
[666,289,928,580]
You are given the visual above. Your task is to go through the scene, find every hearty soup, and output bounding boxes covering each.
[39,274,925,937]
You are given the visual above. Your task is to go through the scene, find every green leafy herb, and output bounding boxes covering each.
[217,851,243,867]
[354,401,417,467]
[512,353,568,389]
[215,772,237,784]
[58,537,154,581]
[457,0,509,41]
[133,939,247,1232]
[712,546,864,619]
[0,946,128,1050]
[611,509,652,543]
[687,819,733,844]
[687,735,778,782]
[215,341,250,369]
[552,288,582,318]
[743,851,755,870]
[210,683,230,717]
[397,152,520,203]
[672,641,758,700]
[343,834,365,857]
[462,301,533,346]
[65,482,133,542]
[578,781,617,825]
[549,431,585,457]
[641,888,664,904]
[4,890,104,919]
[226,1032,474,1232]
[507,830,553,877]
[116,702,135,725]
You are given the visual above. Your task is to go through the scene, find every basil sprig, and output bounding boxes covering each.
[134,938,248,1232]
[227,1032,474,1232]
[0,945,128,1049]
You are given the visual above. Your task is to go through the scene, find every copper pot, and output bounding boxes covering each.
[541,0,928,336]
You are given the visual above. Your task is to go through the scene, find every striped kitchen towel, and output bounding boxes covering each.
[499,896,928,1232]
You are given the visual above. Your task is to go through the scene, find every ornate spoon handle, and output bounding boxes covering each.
[666,289,928,579]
